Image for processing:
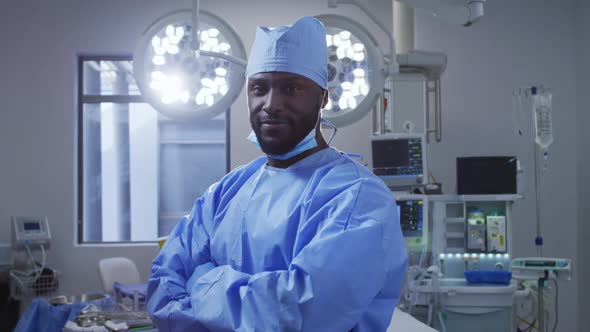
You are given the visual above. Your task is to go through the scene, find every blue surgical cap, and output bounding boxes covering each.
[245,16,328,89]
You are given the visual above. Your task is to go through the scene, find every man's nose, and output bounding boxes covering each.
[262,88,284,114]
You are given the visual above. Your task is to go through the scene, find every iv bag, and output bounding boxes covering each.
[532,92,553,149]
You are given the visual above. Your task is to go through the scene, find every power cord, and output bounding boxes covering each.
[551,279,558,332]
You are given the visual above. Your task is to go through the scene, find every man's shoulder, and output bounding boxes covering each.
[208,156,266,194]
[313,152,391,195]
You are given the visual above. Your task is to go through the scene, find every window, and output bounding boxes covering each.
[78,56,229,243]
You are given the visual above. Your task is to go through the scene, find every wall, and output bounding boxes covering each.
[0,0,391,295]
[575,0,590,330]
[414,1,579,331]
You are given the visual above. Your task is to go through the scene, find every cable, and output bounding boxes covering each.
[516,315,537,332]
[24,244,42,281]
[551,279,558,332]
[428,170,438,184]
[437,311,447,332]
[39,244,47,273]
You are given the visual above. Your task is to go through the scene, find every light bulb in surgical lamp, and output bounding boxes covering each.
[134,10,247,120]
[317,15,385,127]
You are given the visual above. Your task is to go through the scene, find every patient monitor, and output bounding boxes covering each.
[371,133,427,189]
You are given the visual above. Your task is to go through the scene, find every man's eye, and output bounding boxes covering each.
[286,85,302,94]
[251,85,266,94]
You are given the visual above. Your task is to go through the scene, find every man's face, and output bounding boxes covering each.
[247,72,327,155]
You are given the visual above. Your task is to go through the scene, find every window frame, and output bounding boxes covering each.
[76,54,231,244]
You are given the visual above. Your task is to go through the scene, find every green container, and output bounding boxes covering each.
[466,209,486,252]
[486,210,507,253]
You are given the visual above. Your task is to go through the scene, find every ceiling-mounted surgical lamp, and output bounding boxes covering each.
[133,3,247,121]
[316,14,387,128]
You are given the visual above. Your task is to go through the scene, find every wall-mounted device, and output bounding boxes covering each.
[371,133,427,189]
[11,216,51,250]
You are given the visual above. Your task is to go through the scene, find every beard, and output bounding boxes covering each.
[253,108,320,156]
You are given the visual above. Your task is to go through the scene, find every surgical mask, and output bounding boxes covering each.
[247,127,314,160]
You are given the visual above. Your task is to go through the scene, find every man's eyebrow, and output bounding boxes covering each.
[283,77,307,83]
[248,78,266,84]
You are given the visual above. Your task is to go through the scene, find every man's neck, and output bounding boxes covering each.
[266,143,329,169]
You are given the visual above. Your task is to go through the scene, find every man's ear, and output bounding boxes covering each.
[321,89,329,108]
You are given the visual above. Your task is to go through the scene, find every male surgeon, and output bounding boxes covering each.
[147,16,407,331]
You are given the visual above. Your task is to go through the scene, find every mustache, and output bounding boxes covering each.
[257,116,291,125]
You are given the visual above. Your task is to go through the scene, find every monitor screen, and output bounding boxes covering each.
[23,222,41,231]
[396,200,424,238]
[371,136,424,187]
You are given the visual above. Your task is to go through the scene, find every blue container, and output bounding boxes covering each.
[464,270,512,285]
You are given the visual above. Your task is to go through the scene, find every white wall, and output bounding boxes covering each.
[414,1,579,331]
[0,0,391,295]
[575,0,590,330]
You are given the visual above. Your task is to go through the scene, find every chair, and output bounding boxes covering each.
[98,257,141,294]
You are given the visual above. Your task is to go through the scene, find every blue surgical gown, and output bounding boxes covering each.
[147,148,407,331]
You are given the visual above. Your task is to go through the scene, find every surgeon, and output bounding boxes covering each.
[147,16,407,331]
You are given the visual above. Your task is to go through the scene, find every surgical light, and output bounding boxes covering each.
[316,15,386,127]
[134,10,247,121]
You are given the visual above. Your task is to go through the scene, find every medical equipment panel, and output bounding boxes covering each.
[11,217,51,249]
[371,133,427,189]
[396,197,428,248]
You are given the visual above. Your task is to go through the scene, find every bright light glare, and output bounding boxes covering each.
[214,77,226,87]
[201,78,214,88]
[151,36,161,48]
[159,75,183,104]
[215,67,228,76]
[152,55,165,65]
[353,52,365,62]
[195,93,205,105]
[333,34,342,47]
[167,45,179,54]
[165,25,175,38]
[345,47,355,59]
[360,84,369,96]
[338,96,348,109]
[208,28,220,38]
[219,42,231,52]
[353,43,364,52]
[161,37,170,49]
[180,91,190,103]
[326,34,333,47]
[165,25,184,44]
[336,47,346,60]
[219,85,228,96]
[339,30,351,40]
[200,30,209,43]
